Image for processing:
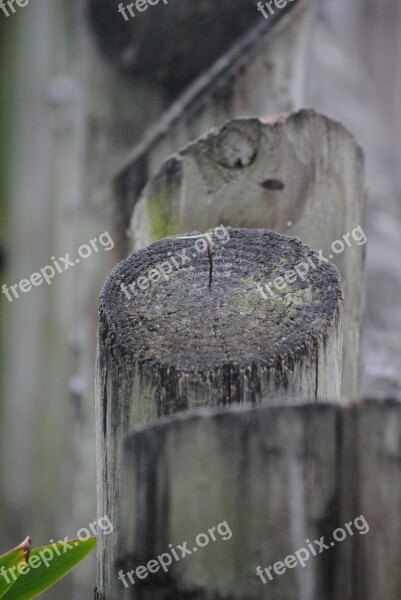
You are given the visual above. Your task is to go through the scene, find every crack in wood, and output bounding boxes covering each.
[206,236,214,290]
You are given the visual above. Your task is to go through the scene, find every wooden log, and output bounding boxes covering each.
[118,398,401,600]
[95,227,343,599]
[128,111,366,397]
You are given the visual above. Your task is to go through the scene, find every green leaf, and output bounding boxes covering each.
[1,538,96,600]
[0,537,31,598]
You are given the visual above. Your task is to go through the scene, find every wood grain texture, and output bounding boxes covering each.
[95,227,343,598]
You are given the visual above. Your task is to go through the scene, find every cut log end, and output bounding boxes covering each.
[100,227,341,384]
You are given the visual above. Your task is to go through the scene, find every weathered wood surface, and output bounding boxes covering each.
[1,1,159,598]
[128,111,366,397]
[118,398,401,600]
[95,227,343,599]
[113,0,314,257]
[0,3,314,600]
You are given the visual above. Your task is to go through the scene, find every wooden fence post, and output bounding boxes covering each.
[128,112,366,397]
[124,403,339,600]
[95,227,343,599]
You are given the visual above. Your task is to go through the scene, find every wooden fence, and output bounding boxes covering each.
[93,102,401,600]
[92,2,381,595]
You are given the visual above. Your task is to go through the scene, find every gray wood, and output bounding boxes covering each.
[118,398,401,600]
[95,227,343,599]
[129,111,366,397]
[124,404,339,600]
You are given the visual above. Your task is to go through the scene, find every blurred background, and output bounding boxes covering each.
[0,0,400,598]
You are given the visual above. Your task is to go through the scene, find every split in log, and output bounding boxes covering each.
[95,226,342,598]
